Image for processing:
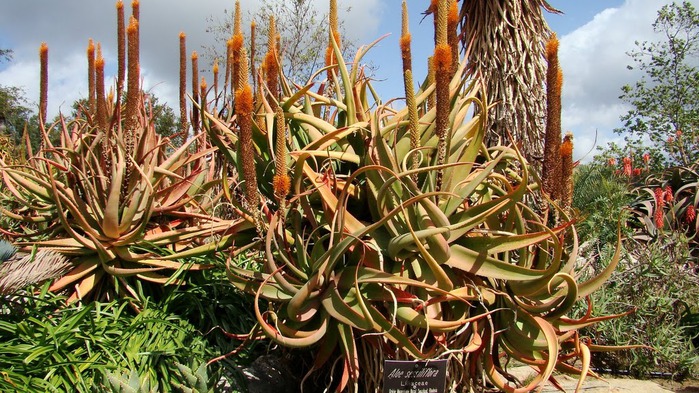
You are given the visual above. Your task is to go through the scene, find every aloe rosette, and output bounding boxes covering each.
[211,20,628,390]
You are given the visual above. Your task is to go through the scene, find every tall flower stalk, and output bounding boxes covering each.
[39,43,48,126]
[542,34,562,199]
[87,39,96,115]
[191,51,199,133]
[400,1,420,179]
[433,0,451,192]
[179,32,188,134]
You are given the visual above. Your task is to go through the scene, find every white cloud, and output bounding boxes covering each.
[0,0,383,120]
[558,0,677,161]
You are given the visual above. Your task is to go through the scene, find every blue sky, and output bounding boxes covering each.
[0,0,689,161]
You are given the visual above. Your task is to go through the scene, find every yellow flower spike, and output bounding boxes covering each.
[191,50,199,133]
[179,32,188,134]
[400,0,412,74]
[325,0,341,81]
[427,56,435,110]
[447,0,459,73]
[225,38,233,94]
[200,77,207,112]
[401,1,420,179]
[273,106,290,205]
[234,0,242,37]
[238,46,249,91]
[250,21,257,93]
[213,59,219,97]
[265,15,279,102]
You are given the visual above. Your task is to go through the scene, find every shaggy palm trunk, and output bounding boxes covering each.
[460,0,559,165]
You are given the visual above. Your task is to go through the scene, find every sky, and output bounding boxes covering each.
[0,0,692,162]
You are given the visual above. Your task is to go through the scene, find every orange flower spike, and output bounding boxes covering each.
[542,33,563,198]
[95,43,108,132]
[560,132,574,208]
[39,43,49,125]
[131,0,139,20]
[235,48,260,214]
[87,39,96,114]
[116,0,125,95]
[126,16,140,104]
[434,0,451,191]
[130,0,140,66]
[123,16,140,142]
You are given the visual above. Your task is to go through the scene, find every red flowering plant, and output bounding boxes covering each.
[629,163,698,250]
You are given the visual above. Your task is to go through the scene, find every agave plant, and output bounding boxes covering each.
[206,1,631,391]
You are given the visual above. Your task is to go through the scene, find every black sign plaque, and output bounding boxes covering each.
[383,359,448,393]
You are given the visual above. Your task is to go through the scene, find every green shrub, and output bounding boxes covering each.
[578,234,699,377]
[0,285,217,392]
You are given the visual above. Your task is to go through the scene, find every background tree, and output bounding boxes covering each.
[616,1,699,167]
[0,49,12,63]
[205,0,353,84]
[69,93,181,148]
[0,49,41,156]
[459,1,560,165]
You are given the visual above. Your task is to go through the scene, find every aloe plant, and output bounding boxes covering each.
[203,1,631,391]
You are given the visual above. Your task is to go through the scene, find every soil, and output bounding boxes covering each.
[657,378,699,392]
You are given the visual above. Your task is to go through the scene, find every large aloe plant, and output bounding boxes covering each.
[206,1,630,391]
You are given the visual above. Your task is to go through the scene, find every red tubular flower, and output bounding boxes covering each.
[622,156,632,177]
[654,187,665,229]
[664,185,673,202]
[685,205,696,224]
[633,168,642,176]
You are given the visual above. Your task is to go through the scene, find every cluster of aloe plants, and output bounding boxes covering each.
[0,1,257,302]
[0,0,632,391]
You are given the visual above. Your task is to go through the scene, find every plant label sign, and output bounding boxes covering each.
[383,359,447,393]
